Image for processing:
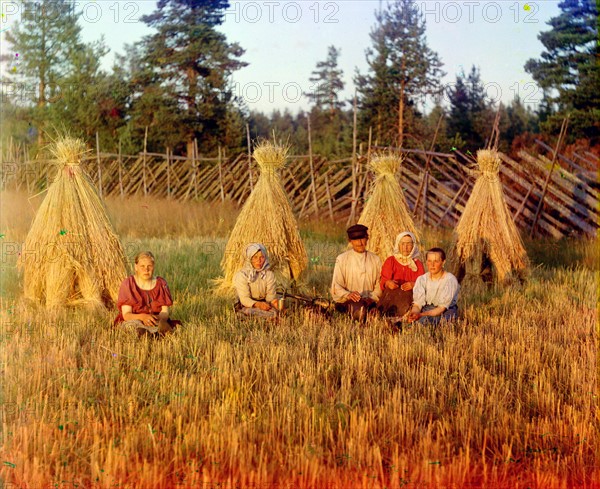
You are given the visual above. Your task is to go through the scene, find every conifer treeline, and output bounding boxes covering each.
[2,0,597,157]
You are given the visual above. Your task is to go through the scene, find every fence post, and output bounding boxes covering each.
[348,92,358,225]
[166,146,171,199]
[194,138,199,199]
[307,116,319,216]
[218,145,225,202]
[531,117,569,238]
[143,126,148,197]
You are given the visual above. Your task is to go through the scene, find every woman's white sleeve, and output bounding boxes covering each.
[233,272,256,308]
[412,275,426,308]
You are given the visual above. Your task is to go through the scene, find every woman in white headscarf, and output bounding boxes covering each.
[377,232,425,322]
[233,243,280,318]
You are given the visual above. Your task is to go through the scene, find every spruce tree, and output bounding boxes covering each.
[525,0,599,142]
[446,66,495,152]
[305,46,345,116]
[135,0,248,154]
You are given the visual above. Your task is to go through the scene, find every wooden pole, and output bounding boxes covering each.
[513,184,534,223]
[365,127,373,198]
[246,123,253,191]
[166,147,171,199]
[420,173,429,226]
[194,138,199,199]
[530,117,569,238]
[435,182,467,228]
[367,127,373,165]
[218,145,225,202]
[325,172,334,222]
[307,116,319,216]
[143,126,148,197]
[398,59,406,148]
[118,138,123,198]
[348,92,358,225]
[414,115,443,219]
[486,106,502,150]
[95,132,103,198]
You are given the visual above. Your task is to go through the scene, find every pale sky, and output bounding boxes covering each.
[1,0,562,114]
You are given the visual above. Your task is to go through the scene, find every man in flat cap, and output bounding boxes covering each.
[331,224,382,321]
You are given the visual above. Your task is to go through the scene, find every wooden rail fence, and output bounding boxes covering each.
[1,142,597,238]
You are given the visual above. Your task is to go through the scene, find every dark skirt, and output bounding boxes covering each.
[377,287,413,318]
[335,298,377,322]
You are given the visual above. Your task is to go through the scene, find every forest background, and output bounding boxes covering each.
[1,0,598,161]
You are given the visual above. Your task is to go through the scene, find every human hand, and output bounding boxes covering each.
[401,281,415,291]
[385,280,399,290]
[407,312,421,322]
[347,291,362,302]
[254,301,272,311]
[139,313,157,327]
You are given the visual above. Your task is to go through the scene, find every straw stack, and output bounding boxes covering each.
[451,149,529,287]
[217,140,308,293]
[19,136,127,307]
[357,153,419,261]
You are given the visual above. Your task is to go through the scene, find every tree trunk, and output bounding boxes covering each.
[398,57,406,149]
[398,80,405,149]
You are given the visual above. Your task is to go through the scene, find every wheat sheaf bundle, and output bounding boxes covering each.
[357,153,419,261]
[452,149,529,285]
[217,140,308,293]
[19,136,127,308]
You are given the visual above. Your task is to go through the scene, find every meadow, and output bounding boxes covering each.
[0,191,598,489]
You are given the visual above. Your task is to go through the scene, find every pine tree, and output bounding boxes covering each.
[355,0,444,147]
[134,0,248,154]
[525,0,599,142]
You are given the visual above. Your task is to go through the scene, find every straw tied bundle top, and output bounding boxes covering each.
[357,153,419,262]
[218,140,308,292]
[19,137,127,308]
[452,149,529,286]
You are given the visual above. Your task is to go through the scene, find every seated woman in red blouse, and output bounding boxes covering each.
[113,251,180,336]
[378,232,425,321]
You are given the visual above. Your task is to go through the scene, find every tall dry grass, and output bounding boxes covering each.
[0,191,598,488]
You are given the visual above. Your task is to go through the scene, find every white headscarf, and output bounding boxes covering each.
[392,231,420,272]
[240,243,271,283]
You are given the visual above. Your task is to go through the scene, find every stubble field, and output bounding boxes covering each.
[0,191,598,489]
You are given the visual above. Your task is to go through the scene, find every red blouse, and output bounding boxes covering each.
[380,256,425,290]
[113,276,173,325]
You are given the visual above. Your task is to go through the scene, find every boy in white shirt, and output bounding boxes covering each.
[407,247,460,325]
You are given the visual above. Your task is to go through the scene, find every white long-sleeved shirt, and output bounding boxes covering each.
[233,269,277,308]
[412,272,459,310]
[331,250,382,303]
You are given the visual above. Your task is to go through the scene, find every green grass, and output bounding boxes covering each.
[0,192,598,488]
